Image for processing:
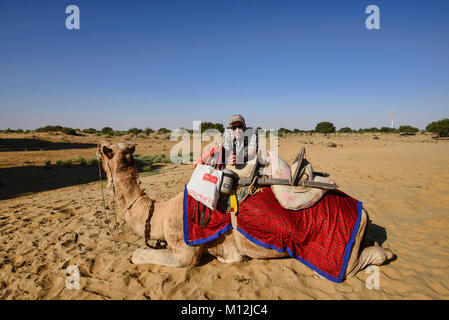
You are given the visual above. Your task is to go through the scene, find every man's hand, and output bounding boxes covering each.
[227,152,237,165]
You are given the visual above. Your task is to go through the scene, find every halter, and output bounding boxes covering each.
[97,145,166,250]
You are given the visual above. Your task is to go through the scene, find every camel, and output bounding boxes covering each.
[97,142,394,280]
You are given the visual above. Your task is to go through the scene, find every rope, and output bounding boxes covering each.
[97,154,120,249]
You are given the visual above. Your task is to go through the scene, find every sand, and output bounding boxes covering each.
[1,132,449,300]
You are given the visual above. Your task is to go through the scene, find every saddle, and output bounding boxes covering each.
[194,145,336,227]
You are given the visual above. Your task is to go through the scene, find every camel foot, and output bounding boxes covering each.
[347,245,394,277]
[132,248,182,267]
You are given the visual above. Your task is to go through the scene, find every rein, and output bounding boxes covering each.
[97,149,166,250]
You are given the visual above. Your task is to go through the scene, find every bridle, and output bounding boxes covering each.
[97,145,166,250]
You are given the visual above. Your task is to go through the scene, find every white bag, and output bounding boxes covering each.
[187,164,223,210]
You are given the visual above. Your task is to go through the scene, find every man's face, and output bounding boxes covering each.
[230,121,245,139]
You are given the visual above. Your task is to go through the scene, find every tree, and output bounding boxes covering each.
[61,127,77,135]
[101,127,113,135]
[380,127,397,133]
[127,127,142,135]
[338,127,353,133]
[201,122,224,133]
[315,122,336,135]
[144,127,154,136]
[426,118,449,137]
[157,128,171,134]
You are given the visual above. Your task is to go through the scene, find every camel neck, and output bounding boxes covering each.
[110,168,146,211]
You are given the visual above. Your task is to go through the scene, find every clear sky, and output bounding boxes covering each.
[1,0,448,131]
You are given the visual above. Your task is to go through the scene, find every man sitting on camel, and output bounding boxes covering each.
[223,114,258,166]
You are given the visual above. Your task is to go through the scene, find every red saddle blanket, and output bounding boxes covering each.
[183,186,362,283]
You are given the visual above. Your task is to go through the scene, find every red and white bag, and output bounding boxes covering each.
[187,164,223,210]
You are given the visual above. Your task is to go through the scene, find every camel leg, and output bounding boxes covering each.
[345,208,368,277]
[345,208,394,277]
[132,243,203,267]
[347,244,394,277]
[132,248,183,267]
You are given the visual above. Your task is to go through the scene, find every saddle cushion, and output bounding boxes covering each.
[183,185,362,283]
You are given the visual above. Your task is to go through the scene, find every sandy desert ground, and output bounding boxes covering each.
[1,131,448,300]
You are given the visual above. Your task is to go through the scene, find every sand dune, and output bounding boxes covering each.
[1,133,449,299]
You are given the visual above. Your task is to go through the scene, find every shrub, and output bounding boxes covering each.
[141,165,152,172]
[339,127,353,133]
[134,154,171,171]
[61,127,77,135]
[326,142,337,147]
[278,128,293,136]
[87,158,98,166]
[62,159,72,168]
[101,127,114,135]
[201,122,224,133]
[157,128,171,134]
[82,128,97,134]
[76,156,87,166]
[35,125,63,133]
[56,160,63,166]
[426,118,449,137]
[315,122,336,135]
[44,160,52,170]
[128,127,142,135]
[398,125,419,133]
[15,129,24,133]
[144,127,154,136]
[380,127,397,133]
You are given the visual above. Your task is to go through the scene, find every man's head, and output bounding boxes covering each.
[229,114,246,139]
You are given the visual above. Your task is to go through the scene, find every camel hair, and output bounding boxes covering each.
[98,142,394,279]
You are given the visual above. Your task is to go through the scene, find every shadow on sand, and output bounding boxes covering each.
[0,138,96,152]
[0,164,166,200]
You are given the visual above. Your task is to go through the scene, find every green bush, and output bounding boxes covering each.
[157,128,171,134]
[87,158,98,166]
[426,118,449,137]
[56,160,63,167]
[398,125,419,133]
[339,127,353,133]
[61,127,77,135]
[82,128,97,134]
[44,160,52,170]
[201,122,224,133]
[315,122,336,135]
[143,127,153,136]
[101,127,114,135]
[62,159,72,168]
[128,127,142,135]
[134,154,171,171]
[380,127,397,133]
[35,125,63,133]
[76,157,87,166]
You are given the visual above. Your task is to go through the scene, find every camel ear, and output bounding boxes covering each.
[102,145,114,159]
[127,144,136,154]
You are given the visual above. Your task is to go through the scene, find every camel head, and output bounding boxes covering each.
[97,142,139,190]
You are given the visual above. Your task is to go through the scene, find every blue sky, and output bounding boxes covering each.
[1,0,448,131]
